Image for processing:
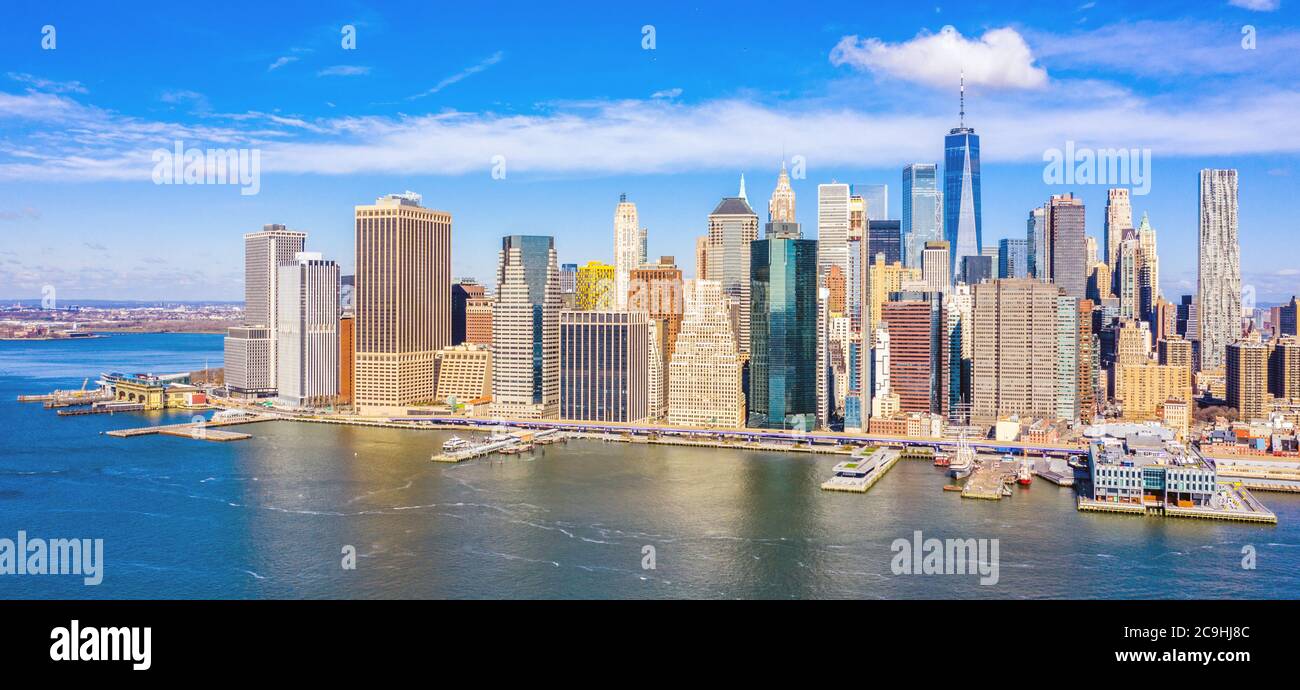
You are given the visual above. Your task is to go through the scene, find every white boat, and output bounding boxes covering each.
[948,433,976,479]
[442,436,471,452]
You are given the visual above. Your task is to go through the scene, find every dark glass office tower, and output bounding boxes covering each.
[868,220,902,265]
[749,236,819,429]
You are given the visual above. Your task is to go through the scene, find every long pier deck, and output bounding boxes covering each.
[105,414,276,442]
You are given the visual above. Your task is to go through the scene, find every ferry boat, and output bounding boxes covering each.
[442,436,471,452]
[933,452,951,467]
[486,430,514,443]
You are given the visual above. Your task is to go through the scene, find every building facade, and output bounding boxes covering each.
[276,252,340,408]
[353,192,452,413]
[492,235,561,419]
[559,311,649,423]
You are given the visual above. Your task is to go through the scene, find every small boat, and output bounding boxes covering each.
[942,484,964,492]
[1000,485,1013,497]
[442,436,471,452]
[933,452,950,467]
[1017,460,1033,486]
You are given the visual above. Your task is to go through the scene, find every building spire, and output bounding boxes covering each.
[959,70,965,129]
[739,173,747,201]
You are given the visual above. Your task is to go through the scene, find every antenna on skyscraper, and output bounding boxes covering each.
[959,70,965,129]
[739,173,747,201]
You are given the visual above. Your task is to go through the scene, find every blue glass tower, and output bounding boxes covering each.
[943,78,981,277]
[749,236,819,429]
[902,163,941,268]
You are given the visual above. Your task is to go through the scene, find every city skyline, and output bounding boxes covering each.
[3,2,1300,302]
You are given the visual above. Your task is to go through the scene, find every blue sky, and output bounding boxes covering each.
[2,0,1298,302]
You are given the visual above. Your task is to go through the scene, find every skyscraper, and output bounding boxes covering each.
[629,256,685,417]
[1104,188,1133,274]
[559,311,649,423]
[1026,206,1048,280]
[706,183,760,355]
[858,183,888,221]
[817,182,852,282]
[998,238,1028,279]
[275,252,340,408]
[353,193,451,413]
[769,162,796,223]
[881,298,944,414]
[224,224,307,397]
[1048,193,1087,299]
[613,194,640,310]
[492,235,561,419]
[1136,212,1160,323]
[1227,336,1270,422]
[971,279,1062,425]
[576,260,616,310]
[921,241,951,294]
[749,233,819,429]
[1198,169,1242,372]
[868,220,902,265]
[902,163,942,269]
[943,77,982,277]
[1117,230,1141,319]
[668,279,745,427]
[1280,297,1299,338]
[451,279,485,345]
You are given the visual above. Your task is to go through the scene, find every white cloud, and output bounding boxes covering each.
[7,73,88,94]
[267,56,299,71]
[408,52,504,99]
[651,88,682,99]
[5,83,1299,184]
[317,65,371,77]
[830,26,1048,90]
[1229,0,1280,11]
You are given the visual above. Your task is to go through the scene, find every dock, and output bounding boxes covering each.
[58,403,146,416]
[1033,458,1076,487]
[821,448,900,493]
[1077,483,1278,524]
[431,429,562,463]
[105,413,275,442]
[961,457,1018,500]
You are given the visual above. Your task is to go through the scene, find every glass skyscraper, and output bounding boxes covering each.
[749,236,819,429]
[901,163,942,268]
[943,123,981,277]
[867,220,902,265]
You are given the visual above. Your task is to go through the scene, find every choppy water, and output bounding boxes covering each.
[1,333,1298,599]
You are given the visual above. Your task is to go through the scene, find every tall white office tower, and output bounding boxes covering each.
[614,193,640,309]
[224,224,306,397]
[276,252,340,408]
[1197,169,1241,372]
[492,235,562,419]
[1104,188,1133,275]
[816,281,830,428]
[817,183,851,282]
